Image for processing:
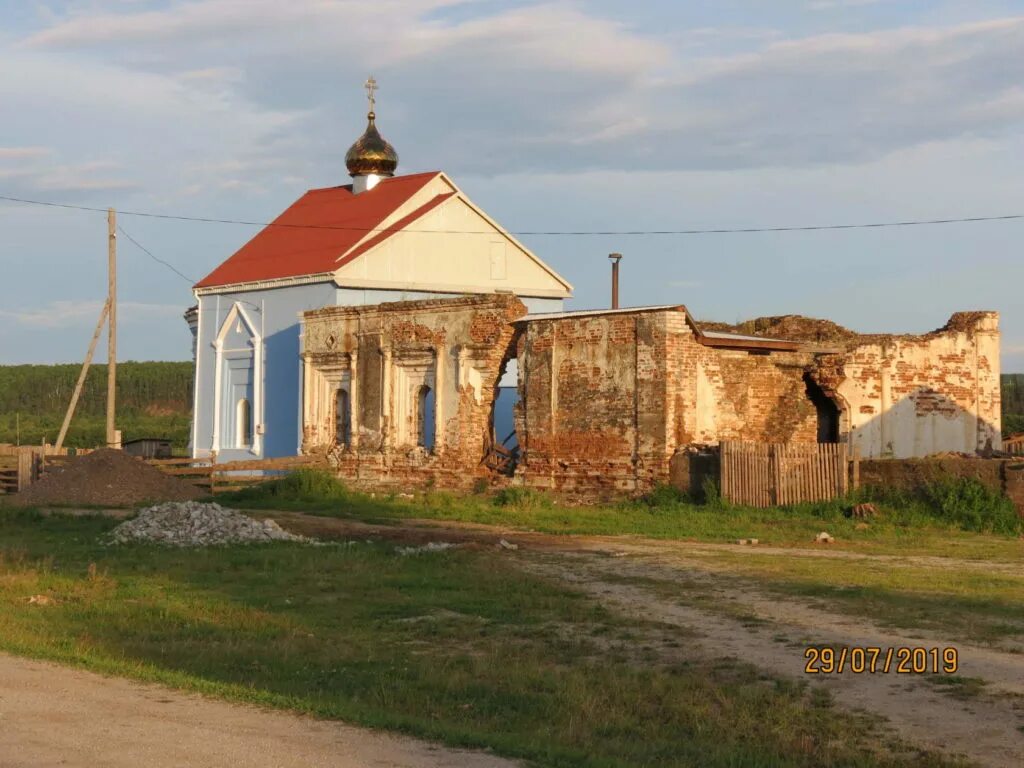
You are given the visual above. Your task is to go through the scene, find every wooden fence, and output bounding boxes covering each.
[145,455,325,494]
[2,449,324,496]
[0,451,45,494]
[1006,434,1024,457]
[720,441,856,508]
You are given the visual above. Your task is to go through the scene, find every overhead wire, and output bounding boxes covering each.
[117,225,196,284]
[1,193,1022,237]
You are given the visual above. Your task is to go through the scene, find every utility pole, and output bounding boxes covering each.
[106,208,117,448]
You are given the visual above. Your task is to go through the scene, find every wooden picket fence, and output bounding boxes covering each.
[145,454,326,494]
[720,441,857,508]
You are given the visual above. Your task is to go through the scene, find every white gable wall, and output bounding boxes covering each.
[341,174,456,257]
[334,196,569,298]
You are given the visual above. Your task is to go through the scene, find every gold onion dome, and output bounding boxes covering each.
[345,110,398,178]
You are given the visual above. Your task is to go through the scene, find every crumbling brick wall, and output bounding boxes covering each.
[705,311,1002,459]
[514,310,674,494]
[514,307,825,495]
[301,294,525,489]
[808,312,1001,458]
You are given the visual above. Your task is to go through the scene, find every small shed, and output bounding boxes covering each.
[122,438,173,460]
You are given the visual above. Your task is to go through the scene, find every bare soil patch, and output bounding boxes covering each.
[3,449,203,508]
[0,653,519,768]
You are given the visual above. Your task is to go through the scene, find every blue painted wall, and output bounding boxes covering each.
[193,284,562,460]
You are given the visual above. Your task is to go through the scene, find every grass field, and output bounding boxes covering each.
[0,509,971,768]
[220,471,1024,559]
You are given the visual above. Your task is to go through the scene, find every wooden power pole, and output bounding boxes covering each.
[106,208,117,448]
[55,300,111,452]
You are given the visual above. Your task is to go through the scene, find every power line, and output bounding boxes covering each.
[117,225,196,284]
[1,192,1022,236]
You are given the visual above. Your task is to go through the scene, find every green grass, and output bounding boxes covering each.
[0,510,966,768]
[221,471,1024,560]
[646,548,1024,648]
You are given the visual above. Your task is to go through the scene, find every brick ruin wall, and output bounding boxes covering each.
[513,311,673,495]
[513,309,1002,497]
[301,295,525,491]
[514,309,823,496]
[808,312,1001,458]
[300,298,1001,498]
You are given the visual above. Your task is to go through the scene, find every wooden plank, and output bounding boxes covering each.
[762,443,771,508]
[839,444,848,496]
[158,466,215,477]
[736,442,744,505]
[16,452,33,492]
[817,444,827,502]
[720,441,729,503]
[213,457,323,472]
[212,474,267,486]
[742,443,750,506]
[146,457,215,467]
[852,445,860,490]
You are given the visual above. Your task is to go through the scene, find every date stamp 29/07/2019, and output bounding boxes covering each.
[804,646,959,675]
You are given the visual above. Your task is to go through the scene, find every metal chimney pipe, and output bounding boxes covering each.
[609,253,622,309]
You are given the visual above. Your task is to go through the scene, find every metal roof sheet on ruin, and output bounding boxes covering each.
[515,305,686,323]
[516,305,802,352]
[697,330,801,352]
[194,171,443,290]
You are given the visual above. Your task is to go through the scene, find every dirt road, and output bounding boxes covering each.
[265,513,1024,768]
[0,654,519,768]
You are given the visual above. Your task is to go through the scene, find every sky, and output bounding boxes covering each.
[0,0,1023,371]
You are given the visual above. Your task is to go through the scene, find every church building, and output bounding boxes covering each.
[187,81,572,460]
[188,81,1000,497]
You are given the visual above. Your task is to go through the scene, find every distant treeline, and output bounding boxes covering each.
[1004,374,1024,436]
[0,363,1020,452]
[0,362,193,451]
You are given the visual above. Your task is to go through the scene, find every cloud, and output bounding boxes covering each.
[0,157,139,196]
[18,2,1024,178]
[0,146,50,160]
[806,0,887,9]
[0,300,184,329]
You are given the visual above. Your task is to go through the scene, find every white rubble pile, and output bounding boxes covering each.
[109,501,312,547]
[396,542,457,555]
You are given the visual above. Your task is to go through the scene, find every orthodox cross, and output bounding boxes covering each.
[365,76,378,112]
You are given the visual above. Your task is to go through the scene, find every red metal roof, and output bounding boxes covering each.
[195,171,443,289]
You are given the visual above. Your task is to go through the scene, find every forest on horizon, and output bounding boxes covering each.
[0,363,1020,454]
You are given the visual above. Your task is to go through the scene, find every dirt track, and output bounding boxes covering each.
[263,513,1024,768]
[0,654,518,768]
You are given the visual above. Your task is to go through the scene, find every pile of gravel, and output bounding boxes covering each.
[7,449,204,508]
[108,501,312,547]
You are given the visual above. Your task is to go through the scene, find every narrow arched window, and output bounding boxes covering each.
[418,385,435,450]
[336,389,351,447]
[236,398,252,448]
